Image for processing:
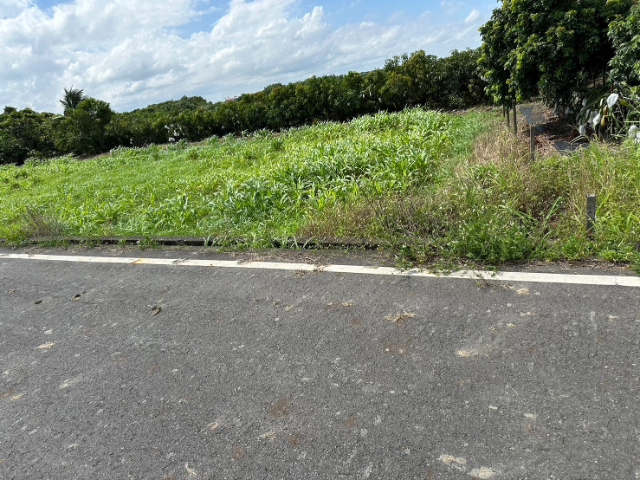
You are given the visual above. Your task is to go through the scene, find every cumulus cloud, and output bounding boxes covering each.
[0,0,485,113]
[0,0,32,19]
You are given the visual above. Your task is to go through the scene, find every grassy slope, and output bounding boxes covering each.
[1,107,638,267]
[0,108,487,240]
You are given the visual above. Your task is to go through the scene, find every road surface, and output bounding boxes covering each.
[0,247,639,479]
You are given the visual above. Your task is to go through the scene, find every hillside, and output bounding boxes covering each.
[1,107,638,269]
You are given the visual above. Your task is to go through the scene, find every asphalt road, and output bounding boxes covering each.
[0,248,639,479]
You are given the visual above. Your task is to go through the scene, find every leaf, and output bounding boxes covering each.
[185,463,198,476]
[384,311,415,323]
[151,306,162,316]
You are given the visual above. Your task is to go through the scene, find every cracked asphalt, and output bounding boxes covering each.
[0,248,639,479]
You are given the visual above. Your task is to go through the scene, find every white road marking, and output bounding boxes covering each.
[1,253,639,287]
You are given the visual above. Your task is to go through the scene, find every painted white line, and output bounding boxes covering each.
[1,253,138,264]
[1,253,639,287]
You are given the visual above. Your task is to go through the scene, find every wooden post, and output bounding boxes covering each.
[530,124,536,161]
[513,101,518,136]
[506,105,510,129]
[586,194,597,238]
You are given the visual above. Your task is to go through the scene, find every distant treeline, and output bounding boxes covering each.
[0,49,488,165]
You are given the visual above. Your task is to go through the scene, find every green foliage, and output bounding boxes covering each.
[609,2,640,86]
[478,6,516,106]
[1,109,638,267]
[60,87,86,116]
[54,98,115,155]
[383,49,488,109]
[0,109,58,164]
[0,108,482,243]
[576,83,640,139]
[306,117,640,265]
[479,0,635,109]
[0,50,489,161]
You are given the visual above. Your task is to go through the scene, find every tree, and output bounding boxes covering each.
[0,109,56,164]
[60,86,86,116]
[479,0,635,110]
[609,2,640,86]
[478,7,517,107]
[441,49,488,108]
[54,98,115,154]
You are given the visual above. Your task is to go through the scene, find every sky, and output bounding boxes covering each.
[0,0,497,113]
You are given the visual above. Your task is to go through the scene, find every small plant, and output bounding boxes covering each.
[168,138,189,151]
[576,83,640,140]
[270,137,285,152]
[137,236,159,250]
[632,252,640,275]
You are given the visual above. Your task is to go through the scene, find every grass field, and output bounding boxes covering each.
[1,107,639,268]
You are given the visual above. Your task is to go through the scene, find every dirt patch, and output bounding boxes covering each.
[267,398,292,418]
[517,103,586,156]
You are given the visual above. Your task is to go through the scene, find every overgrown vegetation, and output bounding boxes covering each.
[479,0,640,139]
[2,2,639,269]
[0,49,487,165]
[0,109,478,241]
[306,123,640,265]
[1,107,638,267]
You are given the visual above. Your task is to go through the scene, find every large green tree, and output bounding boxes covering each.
[609,1,640,86]
[54,98,115,154]
[479,6,516,107]
[0,109,56,164]
[480,0,635,109]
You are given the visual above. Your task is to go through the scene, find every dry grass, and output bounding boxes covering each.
[16,206,64,238]
[467,121,530,167]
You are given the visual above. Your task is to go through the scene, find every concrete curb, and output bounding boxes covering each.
[0,235,386,250]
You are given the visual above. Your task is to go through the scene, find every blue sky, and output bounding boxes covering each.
[1,0,495,112]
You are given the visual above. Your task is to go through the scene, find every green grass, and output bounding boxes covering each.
[304,121,640,265]
[1,106,639,267]
[0,108,487,241]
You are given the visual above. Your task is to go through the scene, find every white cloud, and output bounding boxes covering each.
[464,9,480,24]
[440,1,463,15]
[0,0,32,19]
[0,0,485,113]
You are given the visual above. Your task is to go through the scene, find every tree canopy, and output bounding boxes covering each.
[479,0,637,109]
[1,49,489,164]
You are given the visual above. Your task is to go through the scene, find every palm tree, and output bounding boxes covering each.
[60,87,85,115]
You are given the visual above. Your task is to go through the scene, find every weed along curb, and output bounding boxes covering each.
[0,235,387,250]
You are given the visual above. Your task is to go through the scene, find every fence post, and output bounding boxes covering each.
[586,194,597,238]
[530,124,536,161]
[506,105,510,129]
[513,101,518,136]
